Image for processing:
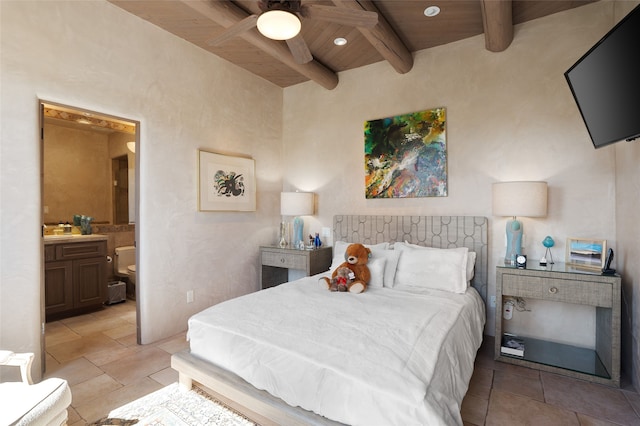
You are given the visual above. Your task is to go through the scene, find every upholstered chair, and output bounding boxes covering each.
[0,350,72,425]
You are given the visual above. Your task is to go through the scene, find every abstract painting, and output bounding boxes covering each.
[365,107,447,198]
[198,150,256,211]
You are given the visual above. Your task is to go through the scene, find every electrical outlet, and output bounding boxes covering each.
[489,296,496,308]
[187,290,194,304]
[322,227,331,237]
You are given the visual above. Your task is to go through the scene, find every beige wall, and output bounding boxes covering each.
[613,0,640,394]
[282,0,623,362]
[0,0,283,378]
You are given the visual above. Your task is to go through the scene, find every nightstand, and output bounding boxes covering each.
[260,246,332,289]
[495,263,621,387]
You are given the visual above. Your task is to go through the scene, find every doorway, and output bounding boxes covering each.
[40,100,141,356]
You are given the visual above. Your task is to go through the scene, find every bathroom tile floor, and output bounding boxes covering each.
[45,301,640,425]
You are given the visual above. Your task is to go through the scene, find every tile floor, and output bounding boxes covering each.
[44,300,640,425]
[44,300,188,425]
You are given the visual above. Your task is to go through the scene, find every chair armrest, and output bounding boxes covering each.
[0,351,34,384]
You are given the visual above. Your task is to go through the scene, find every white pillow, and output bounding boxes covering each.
[397,241,476,282]
[330,241,391,288]
[331,241,389,268]
[393,244,469,293]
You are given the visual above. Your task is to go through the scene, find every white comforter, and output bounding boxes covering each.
[188,275,485,426]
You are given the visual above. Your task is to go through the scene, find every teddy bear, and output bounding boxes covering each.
[322,243,371,294]
[327,266,352,292]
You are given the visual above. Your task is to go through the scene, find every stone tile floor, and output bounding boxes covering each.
[44,300,640,425]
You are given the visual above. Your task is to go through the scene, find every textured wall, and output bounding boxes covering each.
[0,0,283,377]
[614,0,640,394]
[283,2,619,345]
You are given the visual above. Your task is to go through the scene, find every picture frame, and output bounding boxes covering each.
[364,107,447,198]
[198,150,256,212]
[565,238,607,269]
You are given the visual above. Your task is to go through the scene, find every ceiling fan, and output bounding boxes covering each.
[206,0,378,64]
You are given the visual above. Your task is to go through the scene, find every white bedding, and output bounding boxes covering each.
[188,274,485,426]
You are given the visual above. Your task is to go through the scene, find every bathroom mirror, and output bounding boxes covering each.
[41,102,137,225]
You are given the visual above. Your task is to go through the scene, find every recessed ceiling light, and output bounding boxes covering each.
[334,37,347,46]
[424,6,441,17]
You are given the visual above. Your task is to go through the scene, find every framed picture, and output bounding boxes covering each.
[198,150,256,212]
[364,107,447,198]
[566,238,607,269]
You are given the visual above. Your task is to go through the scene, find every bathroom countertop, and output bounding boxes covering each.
[44,234,107,245]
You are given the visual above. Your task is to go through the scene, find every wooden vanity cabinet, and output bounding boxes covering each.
[44,240,107,321]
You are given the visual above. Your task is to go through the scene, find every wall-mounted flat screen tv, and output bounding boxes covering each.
[565,5,640,149]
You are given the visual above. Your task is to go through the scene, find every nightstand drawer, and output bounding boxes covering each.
[502,274,612,307]
[542,280,612,307]
[261,251,307,270]
[502,274,544,298]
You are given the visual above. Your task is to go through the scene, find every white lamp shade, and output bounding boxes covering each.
[492,181,547,218]
[281,192,314,216]
[257,10,301,40]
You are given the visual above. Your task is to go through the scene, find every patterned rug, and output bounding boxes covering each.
[89,383,257,426]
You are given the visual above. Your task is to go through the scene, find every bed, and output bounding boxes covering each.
[172,215,488,426]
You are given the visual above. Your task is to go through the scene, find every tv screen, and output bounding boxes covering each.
[565,5,640,149]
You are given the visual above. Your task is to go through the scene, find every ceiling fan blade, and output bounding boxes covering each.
[206,14,259,46]
[286,34,313,64]
[300,4,377,28]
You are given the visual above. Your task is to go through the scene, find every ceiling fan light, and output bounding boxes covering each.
[257,10,301,40]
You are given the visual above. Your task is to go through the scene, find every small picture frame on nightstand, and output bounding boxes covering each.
[566,238,606,270]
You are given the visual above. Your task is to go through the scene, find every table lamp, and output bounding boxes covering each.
[492,181,547,264]
[280,192,314,249]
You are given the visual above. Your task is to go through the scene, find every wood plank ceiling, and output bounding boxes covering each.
[108,0,597,89]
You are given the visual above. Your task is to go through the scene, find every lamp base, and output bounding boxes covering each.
[504,218,523,265]
[293,216,304,250]
[278,222,288,248]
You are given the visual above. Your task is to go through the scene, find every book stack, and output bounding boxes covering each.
[501,333,525,357]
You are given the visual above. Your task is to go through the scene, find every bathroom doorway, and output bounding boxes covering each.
[40,100,141,353]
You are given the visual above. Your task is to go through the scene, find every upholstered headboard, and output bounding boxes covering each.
[333,215,488,302]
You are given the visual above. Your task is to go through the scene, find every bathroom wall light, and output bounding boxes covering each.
[126,142,136,153]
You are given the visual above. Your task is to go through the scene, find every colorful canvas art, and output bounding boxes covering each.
[365,107,447,198]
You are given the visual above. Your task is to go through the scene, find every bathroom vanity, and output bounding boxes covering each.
[44,235,108,321]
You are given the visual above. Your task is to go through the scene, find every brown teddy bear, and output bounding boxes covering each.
[323,243,371,294]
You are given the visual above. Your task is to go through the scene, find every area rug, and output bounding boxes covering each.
[90,383,257,426]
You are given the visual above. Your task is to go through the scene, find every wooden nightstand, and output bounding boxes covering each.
[495,263,621,387]
[260,246,332,289]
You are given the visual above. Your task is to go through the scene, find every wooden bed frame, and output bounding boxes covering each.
[171,215,488,425]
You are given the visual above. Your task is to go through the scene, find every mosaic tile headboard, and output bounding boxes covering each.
[333,215,488,302]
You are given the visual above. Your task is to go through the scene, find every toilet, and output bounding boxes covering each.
[115,246,136,300]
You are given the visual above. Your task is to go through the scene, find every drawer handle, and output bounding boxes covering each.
[280,258,285,263]
[549,287,558,294]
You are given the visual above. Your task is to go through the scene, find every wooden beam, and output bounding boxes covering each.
[332,0,413,74]
[182,0,338,90]
[480,0,513,52]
